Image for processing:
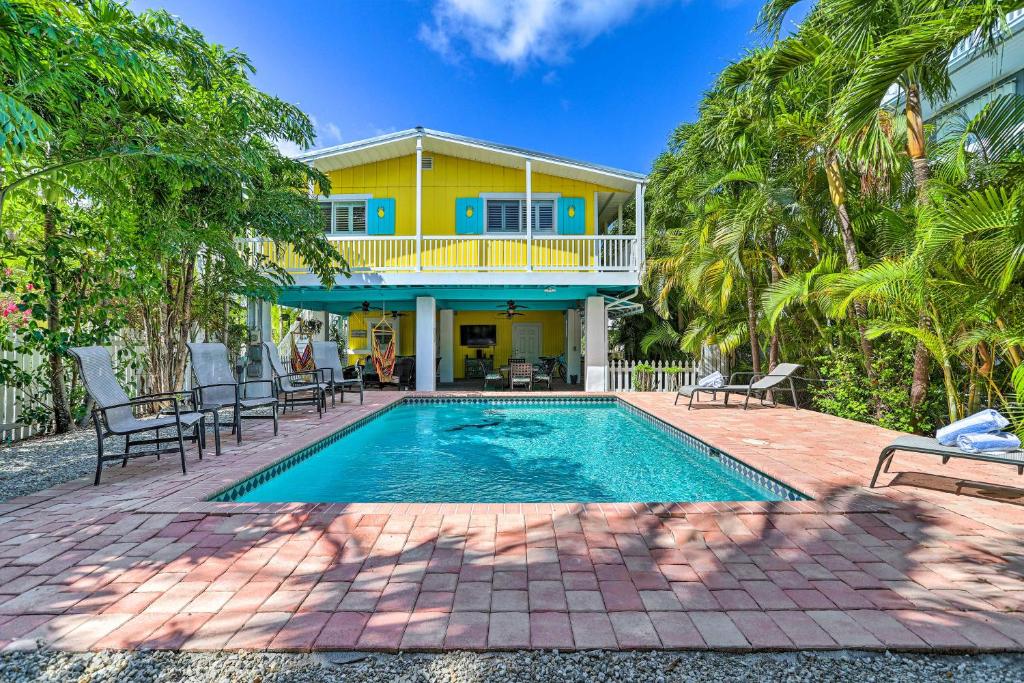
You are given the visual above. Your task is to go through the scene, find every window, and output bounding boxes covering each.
[485,198,555,234]
[318,200,367,234]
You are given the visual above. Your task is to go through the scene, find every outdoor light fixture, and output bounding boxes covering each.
[544,286,556,293]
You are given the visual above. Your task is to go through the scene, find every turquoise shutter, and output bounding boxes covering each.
[366,198,395,235]
[455,198,483,234]
[558,197,585,234]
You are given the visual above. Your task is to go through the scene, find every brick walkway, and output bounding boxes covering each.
[1,392,1023,652]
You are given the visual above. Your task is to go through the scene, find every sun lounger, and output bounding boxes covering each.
[675,363,803,410]
[870,434,1024,488]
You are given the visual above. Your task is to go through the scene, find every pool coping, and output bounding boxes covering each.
[205,396,809,506]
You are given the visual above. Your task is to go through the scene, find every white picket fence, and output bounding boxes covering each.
[1,342,45,442]
[2,337,142,444]
[608,359,698,392]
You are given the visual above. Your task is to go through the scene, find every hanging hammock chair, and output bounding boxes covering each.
[371,317,397,382]
[291,339,315,373]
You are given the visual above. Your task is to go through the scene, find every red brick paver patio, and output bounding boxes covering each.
[1,391,1023,653]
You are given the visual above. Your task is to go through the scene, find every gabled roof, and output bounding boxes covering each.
[295,128,646,191]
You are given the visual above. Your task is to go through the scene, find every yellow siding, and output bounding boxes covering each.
[322,152,621,237]
[343,309,565,379]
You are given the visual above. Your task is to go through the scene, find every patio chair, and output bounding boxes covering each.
[187,342,278,451]
[311,340,363,405]
[479,358,503,390]
[870,434,1024,490]
[385,356,415,391]
[262,341,326,417]
[69,346,205,485]
[674,363,803,410]
[509,361,533,391]
[533,357,555,390]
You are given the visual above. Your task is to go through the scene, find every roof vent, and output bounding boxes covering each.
[421,155,433,170]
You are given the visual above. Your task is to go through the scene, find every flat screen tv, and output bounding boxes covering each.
[460,324,497,347]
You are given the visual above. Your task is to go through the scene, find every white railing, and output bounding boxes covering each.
[608,360,698,392]
[421,235,528,271]
[241,234,641,274]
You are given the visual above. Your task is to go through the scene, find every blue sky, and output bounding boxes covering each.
[132,1,806,173]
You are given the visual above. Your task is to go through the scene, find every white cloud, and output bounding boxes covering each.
[419,0,672,68]
[274,137,304,158]
[321,121,343,144]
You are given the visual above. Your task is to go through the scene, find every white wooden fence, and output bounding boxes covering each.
[608,360,698,392]
[1,341,45,442]
[2,338,141,444]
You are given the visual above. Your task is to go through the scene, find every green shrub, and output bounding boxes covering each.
[810,337,933,434]
[632,363,656,391]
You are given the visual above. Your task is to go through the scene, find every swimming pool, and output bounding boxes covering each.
[213,398,805,503]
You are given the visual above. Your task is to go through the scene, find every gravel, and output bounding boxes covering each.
[1,648,1022,683]
[0,429,122,501]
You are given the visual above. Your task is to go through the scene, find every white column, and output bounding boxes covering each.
[416,135,423,272]
[415,296,436,391]
[635,182,645,270]
[584,296,608,392]
[525,157,532,271]
[439,309,454,384]
[245,298,274,398]
[566,307,582,384]
[338,314,350,358]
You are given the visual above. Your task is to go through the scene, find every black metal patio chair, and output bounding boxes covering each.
[311,340,363,405]
[262,342,326,417]
[70,346,205,485]
[187,342,279,451]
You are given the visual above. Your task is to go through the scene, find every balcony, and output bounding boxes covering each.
[243,234,642,276]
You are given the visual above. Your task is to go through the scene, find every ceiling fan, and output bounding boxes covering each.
[496,300,529,319]
[346,301,382,314]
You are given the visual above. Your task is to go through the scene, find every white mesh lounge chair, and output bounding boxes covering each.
[870,435,1024,490]
[70,346,205,485]
[311,341,363,406]
[262,342,326,417]
[674,363,803,410]
[187,342,279,452]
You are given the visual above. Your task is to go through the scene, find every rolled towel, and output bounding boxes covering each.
[936,409,1009,446]
[955,431,1021,454]
[698,371,725,388]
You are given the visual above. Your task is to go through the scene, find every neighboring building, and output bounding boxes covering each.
[248,128,647,391]
[887,9,1024,133]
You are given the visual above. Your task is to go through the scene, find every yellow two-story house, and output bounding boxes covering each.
[253,128,646,391]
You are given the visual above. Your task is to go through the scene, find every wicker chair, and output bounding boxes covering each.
[70,346,205,485]
[509,361,533,391]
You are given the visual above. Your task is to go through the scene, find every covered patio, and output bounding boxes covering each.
[258,283,643,392]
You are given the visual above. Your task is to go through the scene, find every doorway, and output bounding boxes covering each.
[511,322,543,364]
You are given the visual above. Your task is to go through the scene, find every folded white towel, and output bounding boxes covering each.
[936,409,1009,446]
[955,431,1021,454]
[698,371,724,388]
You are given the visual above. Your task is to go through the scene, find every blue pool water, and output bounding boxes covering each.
[228,401,794,503]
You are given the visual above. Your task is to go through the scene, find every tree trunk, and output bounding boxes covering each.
[906,85,929,201]
[745,281,761,373]
[827,159,875,382]
[906,85,932,421]
[43,205,72,434]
